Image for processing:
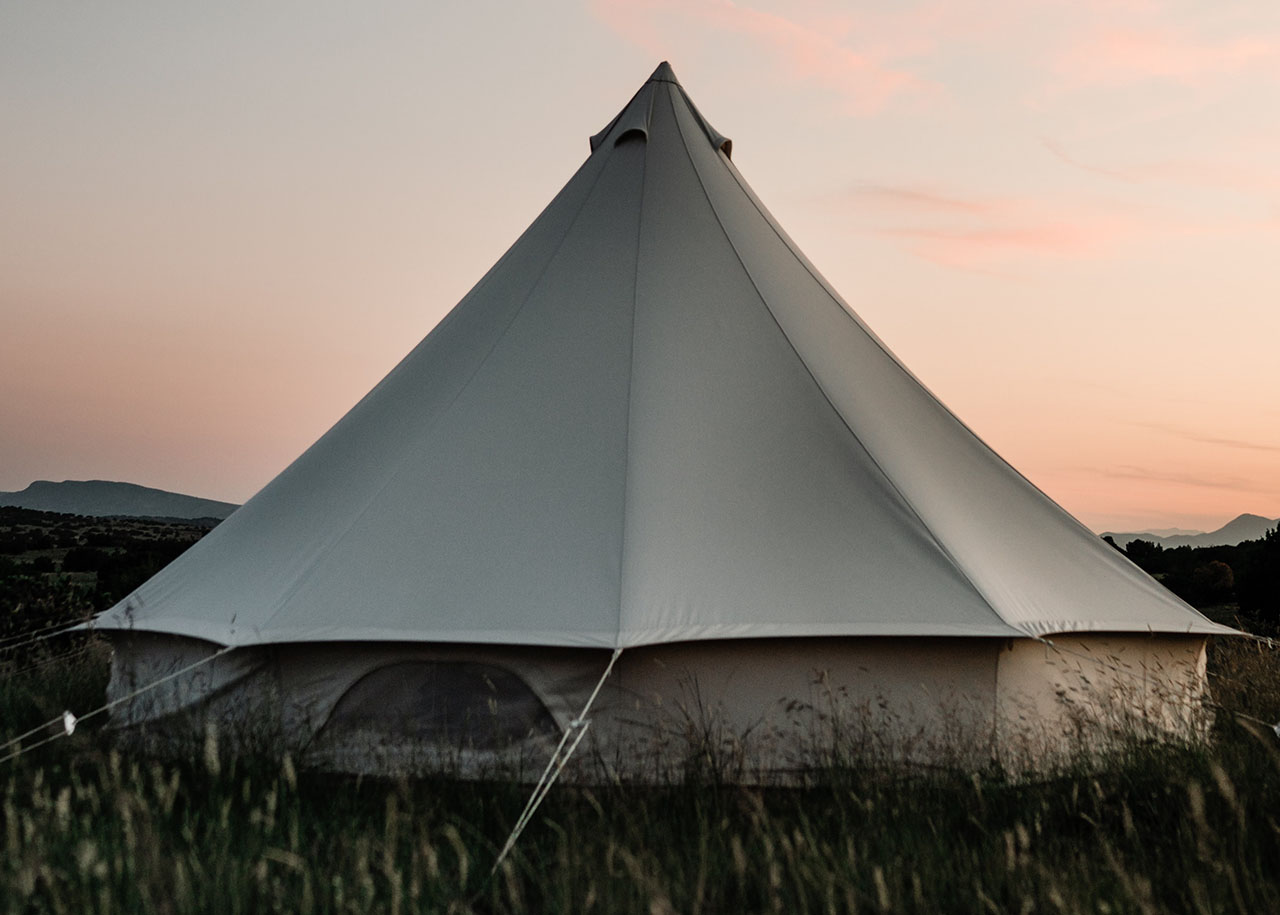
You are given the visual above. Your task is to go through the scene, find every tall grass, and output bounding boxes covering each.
[2,636,1278,913]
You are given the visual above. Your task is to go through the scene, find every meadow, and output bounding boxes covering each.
[0,630,1278,914]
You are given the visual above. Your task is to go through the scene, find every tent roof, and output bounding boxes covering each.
[95,63,1233,648]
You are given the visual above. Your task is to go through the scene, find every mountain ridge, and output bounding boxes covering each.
[1103,513,1279,549]
[0,480,239,520]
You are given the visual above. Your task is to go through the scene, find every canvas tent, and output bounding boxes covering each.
[95,63,1232,777]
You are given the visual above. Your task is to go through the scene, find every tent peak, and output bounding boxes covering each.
[589,62,733,159]
[647,61,679,85]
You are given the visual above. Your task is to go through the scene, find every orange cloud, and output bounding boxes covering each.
[587,0,933,115]
[1094,465,1280,497]
[1131,422,1280,454]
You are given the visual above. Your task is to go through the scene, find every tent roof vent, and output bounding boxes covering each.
[590,62,732,159]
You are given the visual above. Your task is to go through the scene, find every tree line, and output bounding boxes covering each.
[0,506,210,639]
[1105,526,1280,628]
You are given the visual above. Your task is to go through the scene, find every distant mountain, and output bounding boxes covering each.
[1136,527,1204,538]
[0,480,239,520]
[1103,513,1279,549]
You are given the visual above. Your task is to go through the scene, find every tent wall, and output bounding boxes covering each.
[595,638,999,778]
[106,632,279,753]
[995,635,1209,769]
[104,633,1210,779]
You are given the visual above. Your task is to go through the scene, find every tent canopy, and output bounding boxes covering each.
[95,63,1232,649]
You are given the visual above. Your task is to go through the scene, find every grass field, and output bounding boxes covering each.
[1,630,1278,914]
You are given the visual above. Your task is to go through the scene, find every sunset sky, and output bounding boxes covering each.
[2,1,1277,534]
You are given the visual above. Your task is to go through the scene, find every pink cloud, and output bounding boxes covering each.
[835,182,1192,267]
[1046,139,1280,198]
[1040,139,1137,183]
[587,0,933,115]
[847,184,994,215]
[593,0,1280,114]
[1055,27,1280,88]
[881,223,1098,261]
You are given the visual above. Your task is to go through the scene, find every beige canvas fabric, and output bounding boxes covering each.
[93,63,1231,650]
[106,633,1209,777]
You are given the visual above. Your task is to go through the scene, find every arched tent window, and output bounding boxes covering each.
[312,661,560,752]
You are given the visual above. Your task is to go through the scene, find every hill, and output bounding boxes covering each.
[0,480,238,521]
[1103,513,1279,548]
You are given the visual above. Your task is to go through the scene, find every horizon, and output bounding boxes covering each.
[3,3,1278,533]
[3,478,1276,537]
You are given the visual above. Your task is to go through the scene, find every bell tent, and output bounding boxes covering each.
[95,63,1231,777]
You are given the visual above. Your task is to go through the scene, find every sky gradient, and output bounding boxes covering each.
[2,1,1277,533]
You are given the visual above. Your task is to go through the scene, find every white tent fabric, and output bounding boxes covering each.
[94,62,1231,649]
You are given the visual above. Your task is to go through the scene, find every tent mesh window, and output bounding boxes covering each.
[313,661,560,752]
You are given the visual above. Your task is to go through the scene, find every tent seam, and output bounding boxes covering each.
[96,618,1045,647]
[668,97,1015,637]
[615,120,650,650]
[256,155,618,635]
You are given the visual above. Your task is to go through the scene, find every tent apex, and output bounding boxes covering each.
[648,61,679,84]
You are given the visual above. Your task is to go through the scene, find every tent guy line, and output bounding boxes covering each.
[0,646,233,766]
[490,647,624,877]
